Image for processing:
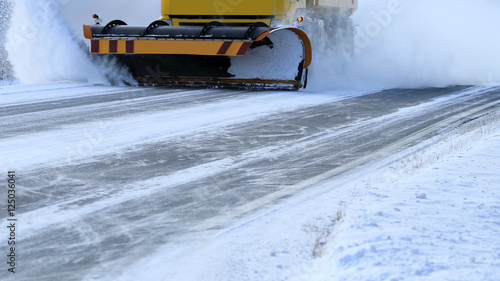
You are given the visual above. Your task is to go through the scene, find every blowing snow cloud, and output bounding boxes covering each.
[310,0,500,90]
[4,0,500,89]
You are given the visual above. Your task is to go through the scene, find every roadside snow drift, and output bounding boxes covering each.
[311,122,500,280]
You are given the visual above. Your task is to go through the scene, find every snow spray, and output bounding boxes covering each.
[5,0,500,89]
[4,0,143,85]
[309,0,500,90]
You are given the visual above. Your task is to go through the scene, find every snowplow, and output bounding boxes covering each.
[83,0,357,90]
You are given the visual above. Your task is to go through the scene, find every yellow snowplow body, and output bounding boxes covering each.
[166,0,286,16]
[83,0,357,89]
[161,0,358,26]
[161,0,288,26]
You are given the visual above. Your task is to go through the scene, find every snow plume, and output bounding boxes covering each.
[310,0,500,90]
[5,0,136,85]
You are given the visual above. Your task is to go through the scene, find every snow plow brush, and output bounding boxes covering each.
[83,21,312,90]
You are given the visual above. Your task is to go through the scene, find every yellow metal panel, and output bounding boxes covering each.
[170,0,275,16]
[162,0,287,17]
[100,40,109,53]
[161,0,171,18]
[135,41,219,56]
[83,25,92,39]
[91,39,252,56]
[226,42,244,56]
[117,41,126,53]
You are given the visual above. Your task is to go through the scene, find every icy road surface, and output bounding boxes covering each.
[1,83,500,280]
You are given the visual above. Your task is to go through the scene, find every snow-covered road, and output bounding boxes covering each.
[1,82,500,280]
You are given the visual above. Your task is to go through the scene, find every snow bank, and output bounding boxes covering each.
[311,0,500,90]
[311,111,500,280]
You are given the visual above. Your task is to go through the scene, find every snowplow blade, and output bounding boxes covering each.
[83,21,311,90]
